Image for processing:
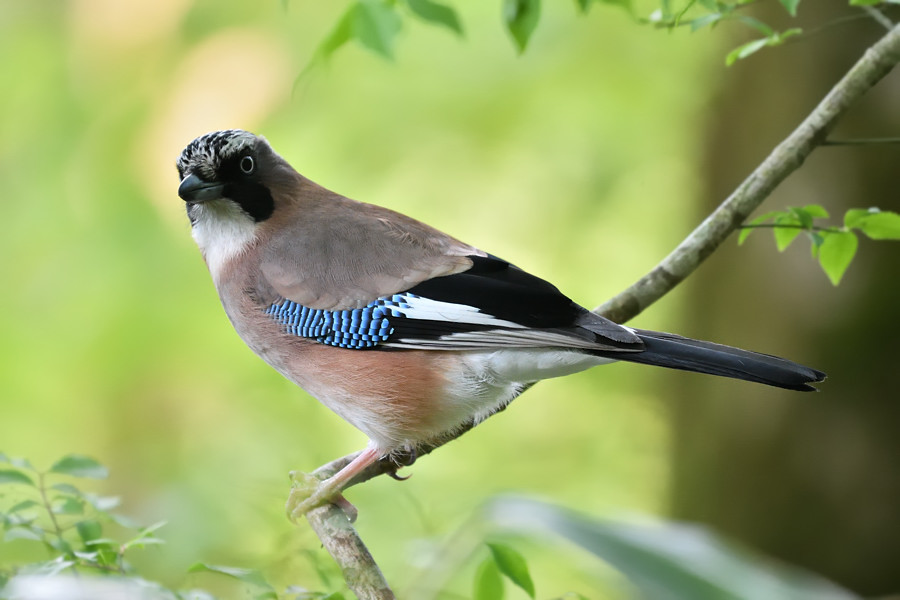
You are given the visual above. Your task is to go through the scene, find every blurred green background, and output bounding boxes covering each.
[1,1,898,598]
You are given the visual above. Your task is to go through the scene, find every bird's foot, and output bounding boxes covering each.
[286,447,381,524]
[286,471,358,522]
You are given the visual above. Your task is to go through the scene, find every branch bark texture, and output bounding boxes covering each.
[302,22,900,600]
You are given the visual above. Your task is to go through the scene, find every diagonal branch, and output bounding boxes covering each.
[596,22,900,324]
[302,22,900,600]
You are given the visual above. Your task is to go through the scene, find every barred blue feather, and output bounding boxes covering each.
[266,294,419,349]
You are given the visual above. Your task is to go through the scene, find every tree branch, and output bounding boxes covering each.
[301,22,900,600]
[305,494,395,600]
[597,21,900,324]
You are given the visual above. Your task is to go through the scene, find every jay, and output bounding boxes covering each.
[176,130,825,518]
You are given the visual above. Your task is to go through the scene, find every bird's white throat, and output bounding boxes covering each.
[190,200,258,280]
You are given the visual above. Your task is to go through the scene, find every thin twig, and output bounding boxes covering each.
[738,224,840,232]
[301,22,900,600]
[36,472,80,577]
[863,6,894,32]
[822,136,900,145]
[37,473,65,548]
[797,13,875,42]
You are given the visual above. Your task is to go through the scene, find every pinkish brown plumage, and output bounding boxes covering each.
[177,130,825,518]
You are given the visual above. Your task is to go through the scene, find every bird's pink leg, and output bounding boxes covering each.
[287,446,381,522]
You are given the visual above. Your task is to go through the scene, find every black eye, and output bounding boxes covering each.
[239,155,255,174]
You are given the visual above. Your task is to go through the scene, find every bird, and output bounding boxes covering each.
[176,129,825,519]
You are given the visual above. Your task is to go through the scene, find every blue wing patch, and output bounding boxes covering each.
[265,294,418,349]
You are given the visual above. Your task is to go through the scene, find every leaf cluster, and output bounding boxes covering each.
[294,0,899,75]
[739,205,900,285]
[0,454,340,600]
[0,453,146,578]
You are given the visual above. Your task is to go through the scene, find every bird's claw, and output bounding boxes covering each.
[286,471,358,522]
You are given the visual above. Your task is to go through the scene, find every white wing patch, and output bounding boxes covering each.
[389,295,524,328]
[381,295,627,352]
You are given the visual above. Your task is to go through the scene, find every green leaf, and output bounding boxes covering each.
[9,457,35,471]
[473,557,505,600]
[121,520,167,550]
[855,211,900,240]
[0,469,35,486]
[354,0,403,60]
[49,455,108,479]
[3,512,37,527]
[788,206,814,229]
[76,520,103,545]
[83,492,121,512]
[51,483,83,496]
[575,0,591,13]
[690,13,722,31]
[773,214,802,252]
[188,563,274,590]
[734,15,774,36]
[849,0,880,5]
[316,6,356,61]
[843,208,872,229]
[125,536,166,547]
[7,499,40,513]
[801,204,829,218]
[30,556,77,577]
[486,497,859,600]
[503,0,541,54]
[49,537,74,555]
[488,542,535,598]
[406,0,463,35]
[4,526,44,542]
[818,231,858,285]
[771,27,803,45]
[53,496,84,515]
[95,545,120,567]
[778,0,800,16]
[726,38,769,66]
[73,550,103,566]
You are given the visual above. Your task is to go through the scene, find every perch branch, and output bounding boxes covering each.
[302,22,900,600]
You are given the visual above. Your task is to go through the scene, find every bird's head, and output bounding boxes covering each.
[176,129,280,225]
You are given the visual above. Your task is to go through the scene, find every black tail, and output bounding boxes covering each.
[598,329,826,392]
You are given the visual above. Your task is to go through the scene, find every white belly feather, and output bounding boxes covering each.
[446,349,614,425]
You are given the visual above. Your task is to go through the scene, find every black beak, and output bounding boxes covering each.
[178,173,225,203]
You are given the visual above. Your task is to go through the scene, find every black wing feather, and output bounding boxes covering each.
[391,254,643,350]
